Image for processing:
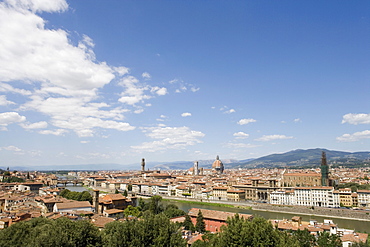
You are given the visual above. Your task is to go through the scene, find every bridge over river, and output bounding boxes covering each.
[56,179,84,187]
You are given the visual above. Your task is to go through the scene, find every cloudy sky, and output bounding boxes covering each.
[1,0,370,168]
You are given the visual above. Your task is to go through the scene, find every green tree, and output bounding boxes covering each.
[292,229,316,247]
[0,217,102,247]
[163,204,186,218]
[123,190,128,197]
[212,215,300,247]
[183,214,195,231]
[102,212,186,247]
[127,184,132,191]
[124,205,141,218]
[195,210,206,233]
[60,189,92,203]
[115,189,119,194]
[317,231,342,247]
[148,195,164,214]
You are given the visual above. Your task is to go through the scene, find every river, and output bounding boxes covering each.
[162,200,370,233]
[63,184,88,192]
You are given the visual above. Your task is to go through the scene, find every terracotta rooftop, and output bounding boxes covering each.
[56,201,92,210]
[188,208,252,222]
[91,216,115,228]
[341,233,368,243]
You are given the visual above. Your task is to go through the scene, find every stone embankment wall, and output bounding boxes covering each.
[252,203,370,221]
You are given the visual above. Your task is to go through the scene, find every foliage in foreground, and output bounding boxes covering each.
[0,207,351,247]
[102,212,186,247]
[60,189,93,203]
[0,217,101,247]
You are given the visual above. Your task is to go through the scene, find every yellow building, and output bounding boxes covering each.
[338,188,353,207]
[227,189,245,202]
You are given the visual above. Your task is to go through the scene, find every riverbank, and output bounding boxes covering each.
[158,196,370,222]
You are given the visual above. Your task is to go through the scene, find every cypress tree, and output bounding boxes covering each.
[195,210,206,233]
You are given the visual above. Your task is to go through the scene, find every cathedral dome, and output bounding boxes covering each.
[212,155,224,174]
[212,158,223,168]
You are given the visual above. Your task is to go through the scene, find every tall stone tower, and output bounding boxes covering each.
[141,158,145,172]
[321,151,329,186]
[93,190,99,213]
[193,161,199,176]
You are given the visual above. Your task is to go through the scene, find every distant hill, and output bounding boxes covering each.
[3,149,370,171]
[235,148,370,168]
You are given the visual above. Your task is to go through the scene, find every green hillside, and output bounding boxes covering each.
[236,148,370,168]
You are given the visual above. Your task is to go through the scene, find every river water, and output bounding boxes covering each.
[162,200,370,233]
[63,184,88,192]
[58,186,370,232]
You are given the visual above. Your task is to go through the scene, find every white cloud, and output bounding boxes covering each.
[336,130,370,142]
[2,145,22,152]
[0,2,115,91]
[114,66,130,76]
[255,134,293,142]
[342,113,370,125]
[0,112,26,126]
[237,118,256,125]
[294,118,301,123]
[181,112,192,117]
[0,82,32,95]
[39,129,68,136]
[131,126,205,152]
[4,0,68,13]
[224,109,236,114]
[190,87,200,92]
[0,95,15,105]
[21,121,48,129]
[134,108,144,114]
[233,132,249,139]
[142,72,151,80]
[152,86,167,96]
[0,1,145,137]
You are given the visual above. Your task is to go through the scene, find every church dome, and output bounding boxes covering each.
[212,155,224,174]
[212,157,223,168]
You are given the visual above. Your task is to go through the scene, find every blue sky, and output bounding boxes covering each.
[1,0,370,168]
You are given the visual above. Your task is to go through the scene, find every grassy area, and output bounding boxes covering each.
[162,198,235,208]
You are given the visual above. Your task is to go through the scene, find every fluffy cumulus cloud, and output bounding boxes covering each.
[0,0,177,137]
[255,134,293,142]
[181,112,192,117]
[342,113,370,125]
[237,118,256,125]
[336,130,370,142]
[0,112,26,130]
[233,132,249,139]
[131,126,205,152]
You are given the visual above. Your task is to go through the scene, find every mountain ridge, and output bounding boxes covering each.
[2,148,369,171]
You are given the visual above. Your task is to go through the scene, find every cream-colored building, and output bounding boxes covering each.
[281,172,321,187]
